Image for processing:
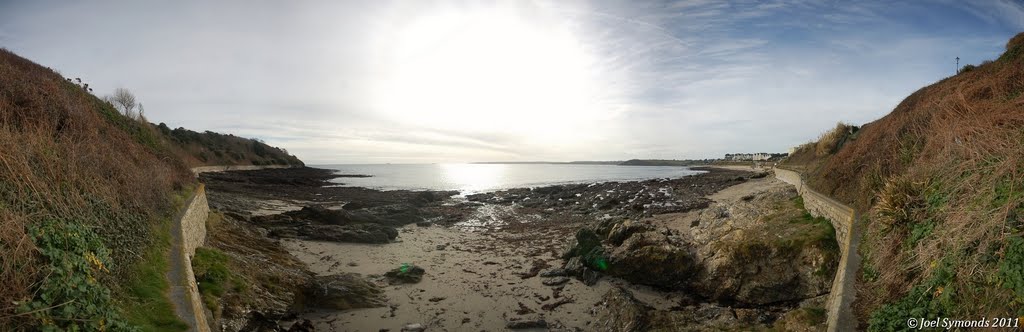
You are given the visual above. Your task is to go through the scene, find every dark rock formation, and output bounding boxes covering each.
[458,167,751,221]
[592,287,649,332]
[291,223,398,244]
[592,287,784,331]
[302,273,385,310]
[286,319,314,332]
[606,235,698,290]
[505,319,548,329]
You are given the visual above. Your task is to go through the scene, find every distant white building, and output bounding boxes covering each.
[724,152,788,161]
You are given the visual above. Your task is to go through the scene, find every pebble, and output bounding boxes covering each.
[539,268,568,277]
[541,276,570,286]
[401,323,425,332]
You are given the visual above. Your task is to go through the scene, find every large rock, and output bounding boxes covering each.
[565,228,602,257]
[285,205,352,225]
[563,256,601,286]
[591,287,776,332]
[302,273,385,310]
[592,287,649,332]
[691,238,834,305]
[604,231,699,290]
[605,219,652,246]
[292,223,398,243]
[269,204,426,227]
[358,203,425,226]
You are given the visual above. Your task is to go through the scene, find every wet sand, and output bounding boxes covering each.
[284,219,684,331]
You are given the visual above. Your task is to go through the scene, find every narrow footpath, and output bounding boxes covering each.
[167,190,202,332]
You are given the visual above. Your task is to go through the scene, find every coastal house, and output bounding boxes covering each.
[724,152,789,161]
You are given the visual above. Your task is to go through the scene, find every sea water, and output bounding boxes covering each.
[317,163,702,194]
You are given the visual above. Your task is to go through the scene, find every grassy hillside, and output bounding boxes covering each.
[782,33,1024,329]
[154,124,303,168]
[0,47,196,330]
[0,47,302,330]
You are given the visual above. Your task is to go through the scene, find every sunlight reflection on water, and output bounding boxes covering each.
[320,163,702,194]
[439,163,504,193]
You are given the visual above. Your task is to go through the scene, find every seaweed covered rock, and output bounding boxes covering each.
[385,264,425,284]
[563,221,697,290]
[606,236,699,290]
[561,228,610,285]
[302,273,385,310]
[292,223,398,244]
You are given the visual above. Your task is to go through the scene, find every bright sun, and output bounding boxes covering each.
[369,5,601,143]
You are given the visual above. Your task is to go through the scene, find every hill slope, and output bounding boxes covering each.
[783,33,1024,329]
[0,48,302,330]
[154,123,303,168]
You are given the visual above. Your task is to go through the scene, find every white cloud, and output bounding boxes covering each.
[0,0,1019,163]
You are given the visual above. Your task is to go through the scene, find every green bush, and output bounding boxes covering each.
[20,219,136,332]
[999,236,1024,314]
[868,260,956,331]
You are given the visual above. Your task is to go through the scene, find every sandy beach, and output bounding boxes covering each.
[198,166,832,331]
[276,171,792,331]
[283,216,685,331]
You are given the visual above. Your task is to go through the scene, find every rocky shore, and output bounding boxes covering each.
[198,166,836,331]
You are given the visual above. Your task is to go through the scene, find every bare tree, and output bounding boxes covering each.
[108,88,138,119]
[137,103,146,122]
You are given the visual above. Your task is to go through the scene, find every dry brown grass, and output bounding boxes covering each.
[874,176,927,227]
[785,33,1024,325]
[0,48,192,327]
[781,122,855,171]
[815,122,855,156]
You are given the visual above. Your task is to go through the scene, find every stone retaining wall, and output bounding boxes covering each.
[773,168,854,247]
[774,167,859,332]
[191,164,293,175]
[181,185,209,256]
[175,185,212,332]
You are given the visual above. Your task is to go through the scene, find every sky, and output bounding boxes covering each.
[2,0,1022,164]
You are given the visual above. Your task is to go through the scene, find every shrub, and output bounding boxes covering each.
[1000,32,1024,61]
[999,236,1024,314]
[815,122,855,156]
[17,219,136,332]
[875,176,926,228]
[1007,32,1024,51]
[868,260,956,331]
